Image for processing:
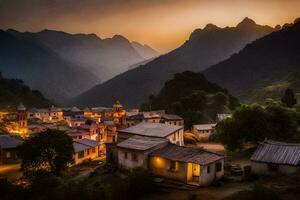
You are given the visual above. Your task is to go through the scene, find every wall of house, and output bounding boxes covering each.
[167,129,184,146]
[251,161,299,175]
[199,159,224,186]
[192,128,214,141]
[118,149,147,169]
[149,156,187,182]
[164,120,184,127]
[0,148,20,164]
[73,145,99,165]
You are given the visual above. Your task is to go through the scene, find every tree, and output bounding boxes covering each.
[217,103,299,151]
[281,88,297,107]
[18,130,74,175]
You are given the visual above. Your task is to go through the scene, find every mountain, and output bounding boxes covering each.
[204,18,300,103]
[131,41,160,59]
[140,71,239,128]
[73,18,277,108]
[0,73,52,109]
[9,29,148,81]
[0,30,99,103]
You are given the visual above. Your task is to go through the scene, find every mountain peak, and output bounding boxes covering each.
[112,34,129,43]
[203,23,220,31]
[237,17,257,28]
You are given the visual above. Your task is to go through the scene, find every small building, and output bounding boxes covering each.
[192,123,216,141]
[0,135,23,164]
[118,122,184,146]
[142,112,161,123]
[251,140,300,175]
[73,139,100,165]
[66,129,92,140]
[216,113,232,122]
[149,144,224,186]
[161,114,184,127]
[126,112,144,127]
[117,136,168,169]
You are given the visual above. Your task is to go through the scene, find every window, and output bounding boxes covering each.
[112,136,116,142]
[92,147,96,153]
[216,162,222,172]
[78,151,84,159]
[207,166,211,174]
[124,152,128,159]
[169,161,178,172]
[131,153,137,161]
[268,164,279,172]
[6,152,11,158]
[87,149,90,155]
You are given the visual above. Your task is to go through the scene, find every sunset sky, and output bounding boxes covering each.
[0,0,299,52]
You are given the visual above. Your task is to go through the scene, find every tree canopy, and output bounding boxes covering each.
[18,130,74,175]
[281,88,297,108]
[217,102,299,151]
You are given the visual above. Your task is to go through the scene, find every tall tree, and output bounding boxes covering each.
[281,88,297,108]
[18,130,74,175]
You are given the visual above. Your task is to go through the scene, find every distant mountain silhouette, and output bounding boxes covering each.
[204,18,300,103]
[9,29,151,81]
[0,30,99,103]
[0,73,52,109]
[73,18,276,108]
[131,41,160,59]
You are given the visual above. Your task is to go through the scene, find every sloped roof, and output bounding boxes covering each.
[151,144,224,165]
[251,140,300,166]
[117,136,168,151]
[162,114,183,120]
[0,135,23,149]
[119,122,182,138]
[73,142,90,153]
[193,123,216,130]
[75,138,99,147]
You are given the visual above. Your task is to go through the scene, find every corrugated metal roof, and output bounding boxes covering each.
[0,135,23,149]
[119,122,182,138]
[117,136,168,151]
[251,140,300,166]
[73,142,90,153]
[75,138,99,147]
[151,144,224,165]
[162,114,183,120]
[193,124,216,131]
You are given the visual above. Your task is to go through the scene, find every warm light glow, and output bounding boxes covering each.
[1,0,300,52]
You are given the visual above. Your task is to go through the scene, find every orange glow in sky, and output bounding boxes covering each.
[0,0,299,52]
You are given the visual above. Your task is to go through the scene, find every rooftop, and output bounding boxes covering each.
[193,123,216,130]
[151,144,224,165]
[119,122,183,138]
[73,139,99,152]
[162,114,183,121]
[117,136,168,151]
[251,140,300,166]
[0,135,23,149]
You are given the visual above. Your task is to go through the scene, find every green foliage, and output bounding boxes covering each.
[217,103,299,150]
[127,167,157,200]
[0,74,53,109]
[18,130,74,175]
[281,88,297,107]
[141,71,239,129]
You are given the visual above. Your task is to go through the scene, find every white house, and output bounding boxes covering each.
[251,140,300,175]
[118,122,184,146]
[192,123,216,141]
[161,114,184,127]
[117,135,168,169]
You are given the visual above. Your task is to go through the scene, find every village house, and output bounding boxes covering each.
[126,112,144,127]
[142,112,161,123]
[149,144,224,186]
[0,135,23,164]
[117,136,168,169]
[73,139,100,165]
[66,129,92,140]
[161,114,184,127]
[118,122,184,146]
[192,123,216,141]
[216,113,232,122]
[251,140,300,175]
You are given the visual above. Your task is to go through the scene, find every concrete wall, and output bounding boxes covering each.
[73,145,99,165]
[192,128,214,142]
[199,160,224,186]
[167,129,184,146]
[251,161,299,175]
[118,149,147,169]
[149,156,187,182]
